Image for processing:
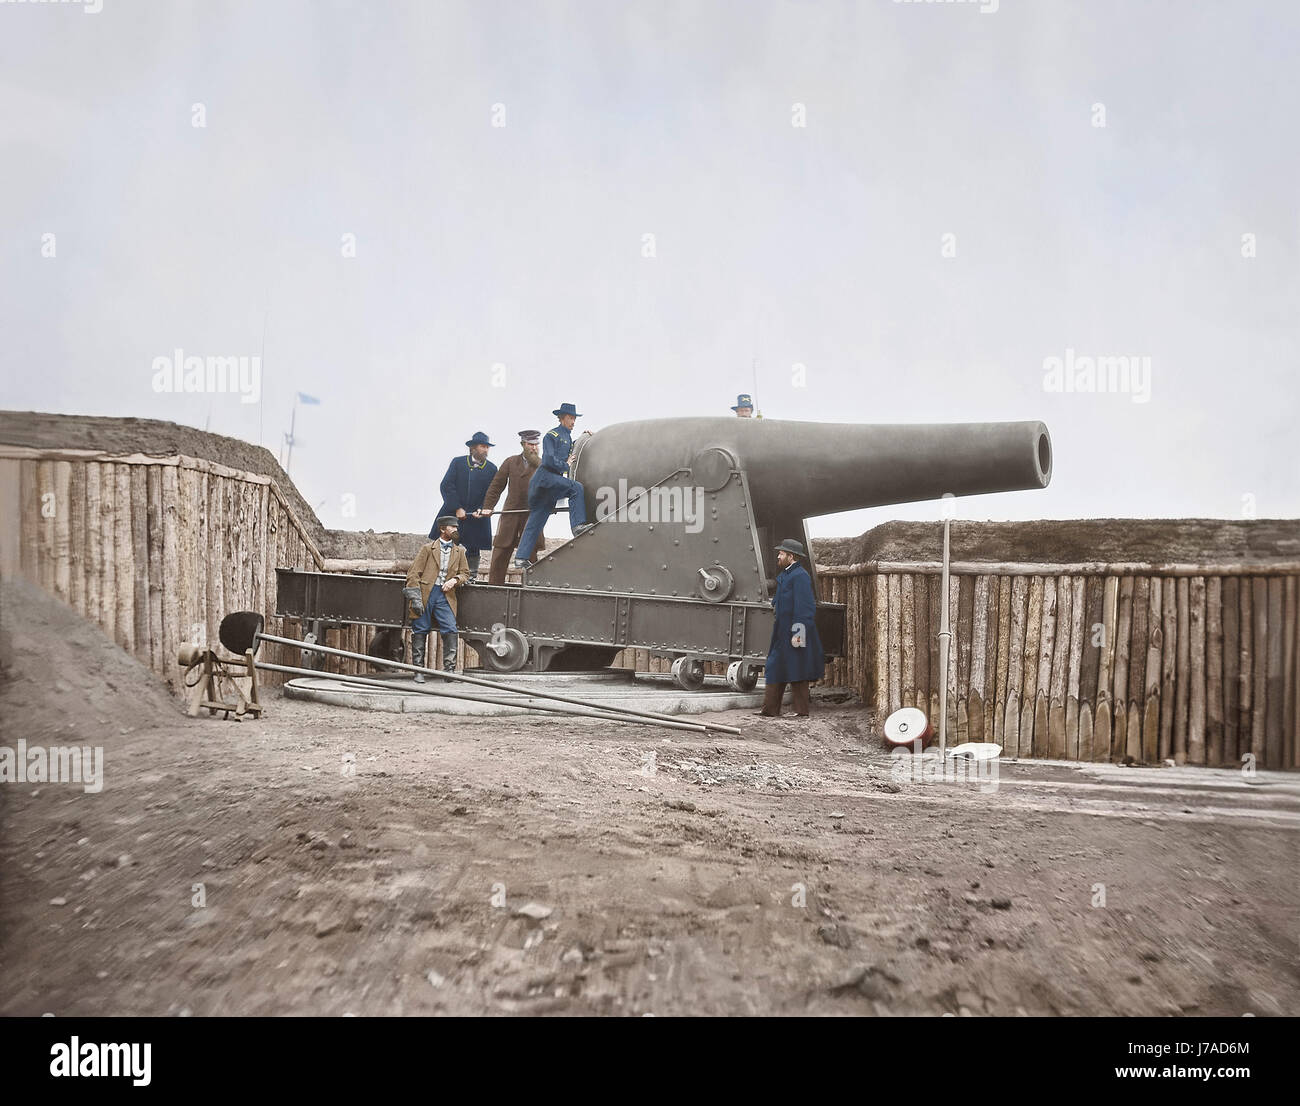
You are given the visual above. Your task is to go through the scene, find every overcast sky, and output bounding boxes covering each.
[2,0,1296,542]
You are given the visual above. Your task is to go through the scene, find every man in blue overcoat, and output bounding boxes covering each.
[758,538,825,718]
[434,431,497,582]
[513,402,595,568]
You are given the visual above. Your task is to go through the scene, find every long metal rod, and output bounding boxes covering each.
[938,515,951,757]
[255,630,742,735]
[256,661,728,734]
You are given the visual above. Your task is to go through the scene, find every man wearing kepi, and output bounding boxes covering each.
[757,538,825,718]
[513,402,595,570]
[404,516,470,682]
[477,430,546,584]
[435,431,497,582]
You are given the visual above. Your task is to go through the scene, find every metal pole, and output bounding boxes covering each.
[256,661,731,734]
[285,398,297,475]
[254,630,742,735]
[938,515,951,757]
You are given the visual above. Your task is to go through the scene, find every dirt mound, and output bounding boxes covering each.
[0,410,429,561]
[0,576,184,744]
[0,409,326,545]
[814,518,1300,567]
[322,529,428,561]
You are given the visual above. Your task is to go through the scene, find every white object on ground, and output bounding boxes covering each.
[945,742,1002,761]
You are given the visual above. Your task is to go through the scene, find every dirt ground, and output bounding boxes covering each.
[2,583,1298,1017]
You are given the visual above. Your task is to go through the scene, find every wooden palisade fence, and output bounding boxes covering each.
[818,562,1299,771]
[0,447,392,690]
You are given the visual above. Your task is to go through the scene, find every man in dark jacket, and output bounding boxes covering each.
[477,430,546,584]
[758,538,825,718]
[434,431,497,582]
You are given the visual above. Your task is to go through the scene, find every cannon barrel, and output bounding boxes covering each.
[573,417,1051,519]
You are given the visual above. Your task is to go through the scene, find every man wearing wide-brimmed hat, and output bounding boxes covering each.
[477,430,547,584]
[405,515,470,681]
[514,403,595,569]
[731,393,754,418]
[757,537,825,718]
[434,431,497,582]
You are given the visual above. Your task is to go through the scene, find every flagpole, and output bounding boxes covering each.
[286,396,297,476]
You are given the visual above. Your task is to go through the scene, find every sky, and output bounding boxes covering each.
[1,0,1297,542]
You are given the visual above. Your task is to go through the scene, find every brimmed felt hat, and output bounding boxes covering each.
[519,429,542,443]
[435,515,460,530]
[731,393,754,411]
[552,402,582,418]
[465,431,495,448]
[774,538,806,558]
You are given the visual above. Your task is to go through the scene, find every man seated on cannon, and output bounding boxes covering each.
[513,402,595,570]
[404,515,470,681]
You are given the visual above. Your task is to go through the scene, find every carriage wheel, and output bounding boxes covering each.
[478,627,529,673]
[671,656,705,691]
[726,661,759,692]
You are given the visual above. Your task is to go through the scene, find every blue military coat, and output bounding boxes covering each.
[434,454,498,550]
[765,561,826,683]
[531,424,573,494]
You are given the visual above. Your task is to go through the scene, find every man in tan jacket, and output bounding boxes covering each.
[404,515,470,681]
[476,430,546,584]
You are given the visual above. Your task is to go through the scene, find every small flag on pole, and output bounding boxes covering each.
[297,392,321,405]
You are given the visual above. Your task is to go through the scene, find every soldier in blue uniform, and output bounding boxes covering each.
[757,538,825,718]
[731,393,754,417]
[434,431,497,582]
[513,403,595,569]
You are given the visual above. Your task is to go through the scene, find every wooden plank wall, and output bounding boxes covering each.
[819,567,1299,770]
[4,450,332,693]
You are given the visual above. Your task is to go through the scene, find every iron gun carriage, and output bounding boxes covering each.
[275,417,1052,690]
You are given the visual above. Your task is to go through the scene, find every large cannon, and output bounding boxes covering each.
[276,417,1052,690]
